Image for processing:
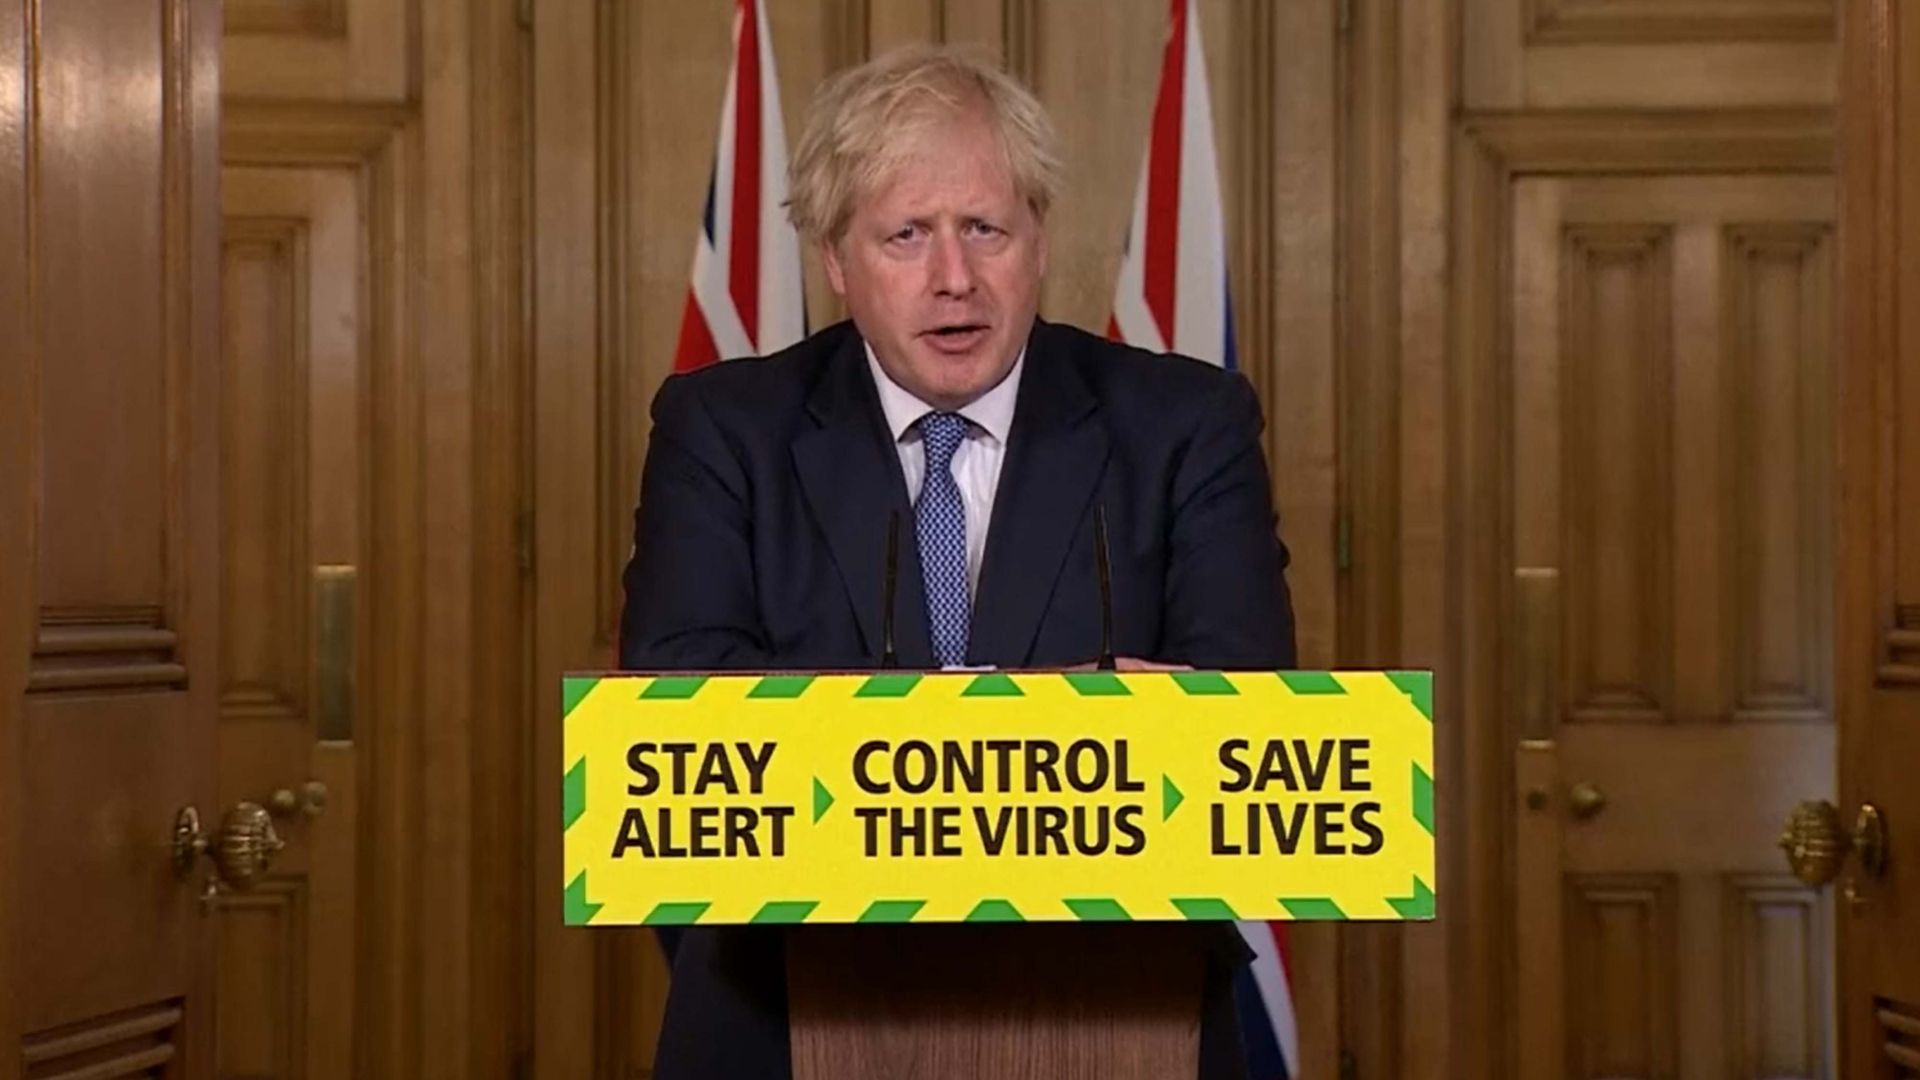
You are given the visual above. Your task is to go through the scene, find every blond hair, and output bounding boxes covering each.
[787,44,1063,245]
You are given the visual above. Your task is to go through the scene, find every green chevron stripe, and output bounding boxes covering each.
[748,674,815,698]
[1413,764,1435,835]
[643,901,712,926]
[1162,775,1185,821]
[641,675,707,700]
[962,673,1023,697]
[563,871,602,925]
[1065,898,1132,921]
[966,899,1024,922]
[1063,672,1129,696]
[812,778,835,823]
[1173,897,1238,920]
[1171,671,1238,695]
[1387,670,1433,721]
[750,901,820,924]
[561,677,599,719]
[1280,671,1346,695]
[858,900,926,923]
[562,758,586,831]
[1389,878,1436,920]
[856,673,923,697]
[1280,897,1348,920]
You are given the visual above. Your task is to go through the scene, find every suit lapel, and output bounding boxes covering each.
[791,333,936,668]
[968,323,1109,667]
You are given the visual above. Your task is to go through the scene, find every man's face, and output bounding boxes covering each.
[823,107,1047,412]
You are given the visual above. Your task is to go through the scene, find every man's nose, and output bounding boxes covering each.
[928,231,977,297]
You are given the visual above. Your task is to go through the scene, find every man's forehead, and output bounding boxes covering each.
[854,141,1019,214]
[859,178,1019,216]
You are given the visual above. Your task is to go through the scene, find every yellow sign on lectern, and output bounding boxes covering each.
[562,670,1434,926]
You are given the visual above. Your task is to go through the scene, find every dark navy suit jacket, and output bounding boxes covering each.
[620,318,1296,1079]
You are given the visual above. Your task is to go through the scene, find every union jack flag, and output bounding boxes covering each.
[1108,2,1296,1076]
[672,0,806,372]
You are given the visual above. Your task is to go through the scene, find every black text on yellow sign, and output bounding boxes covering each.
[563,670,1435,926]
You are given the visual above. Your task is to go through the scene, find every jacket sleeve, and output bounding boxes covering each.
[1158,372,1298,669]
[618,374,776,671]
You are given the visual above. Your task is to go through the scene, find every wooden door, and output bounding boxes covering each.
[216,2,523,1078]
[1835,0,1920,1074]
[1446,1,1843,1078]
[216,4,416,1077]
[1506,172,1839,1079]
[0,0,224,1076]
[217,7,412,1070]
[213,162,371,1080]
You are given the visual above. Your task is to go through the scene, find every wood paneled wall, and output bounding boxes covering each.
[191,0,1840,1078]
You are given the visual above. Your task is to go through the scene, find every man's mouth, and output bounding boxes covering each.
[922,323,990,353]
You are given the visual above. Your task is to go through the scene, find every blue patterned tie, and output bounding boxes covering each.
[916,412,972,667]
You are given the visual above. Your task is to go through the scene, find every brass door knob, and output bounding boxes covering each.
[267,780,329,819]
[1855,804,1888,879]
[172,802,285,893]
[1778,800,1887,888]
[1779,801,1845,885]
[1567,781,1607,820]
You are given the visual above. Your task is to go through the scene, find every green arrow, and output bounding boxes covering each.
[1386,670,1433,721]
[812,777,835,823]
[561,676,599,720]
[562,758,586,831]
[1162,774,1185,821]
[1173,897,1238,920]
[1280,897,1348,920]
[965,899,1024,922]
[858,899,926,923]
[563,871,603,925]
[751,900,820,924]
[643,901,712,926]
[1065,898,1131,921]
[1389,877,1436,920]
[1413,764,1435,835]
[962,672,1024,697]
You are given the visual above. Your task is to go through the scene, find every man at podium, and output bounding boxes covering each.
[621,44,1295,1080]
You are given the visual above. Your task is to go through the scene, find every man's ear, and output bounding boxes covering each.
[822,240,848,296]
[1026,203,1049,278]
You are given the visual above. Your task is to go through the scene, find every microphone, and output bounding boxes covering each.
[880,510,900,669]
[1094,505,1116,672]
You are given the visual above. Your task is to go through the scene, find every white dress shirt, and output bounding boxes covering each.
[865,343,1023,599]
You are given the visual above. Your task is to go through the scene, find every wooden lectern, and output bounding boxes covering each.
[787,921,1216,1080]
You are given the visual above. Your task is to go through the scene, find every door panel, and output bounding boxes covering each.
[215,164,365,1080]
[2,0,223,1073]
[1464,0,1836,109]
[222,0,405,104]
[1510,174,1837,1080]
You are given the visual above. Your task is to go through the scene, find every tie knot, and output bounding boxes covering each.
[916,411,969,467]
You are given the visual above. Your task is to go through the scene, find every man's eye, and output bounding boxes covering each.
[967,221,1002,238]
[889,225,921,242]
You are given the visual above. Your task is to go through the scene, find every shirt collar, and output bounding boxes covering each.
[864,341,1023,446]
